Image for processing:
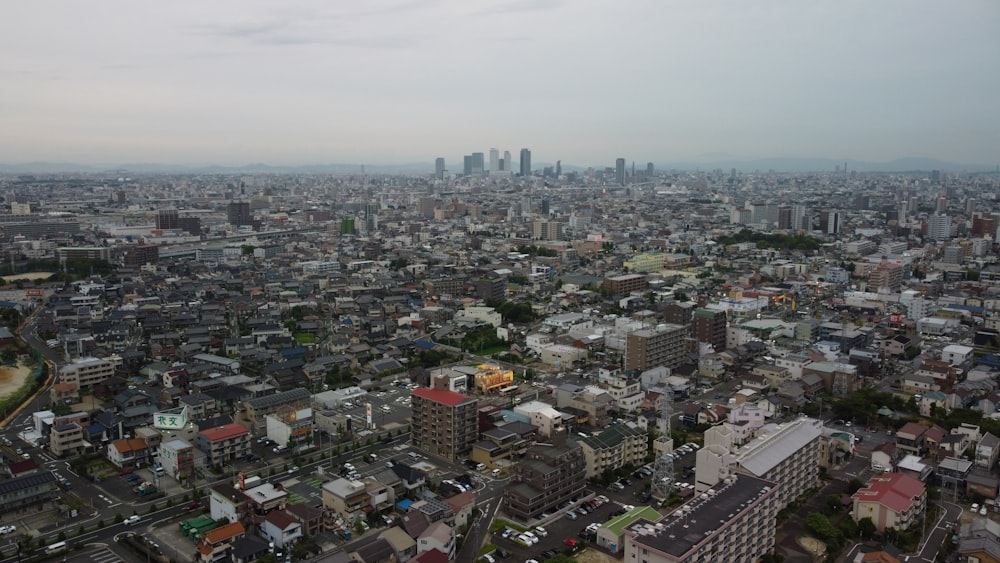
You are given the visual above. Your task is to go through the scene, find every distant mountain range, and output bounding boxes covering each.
[0,156,995,175]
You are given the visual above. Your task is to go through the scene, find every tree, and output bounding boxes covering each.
[826,493,843,514]
[857,517,877,539]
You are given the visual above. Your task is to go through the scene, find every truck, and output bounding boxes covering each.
[133,482,157,496]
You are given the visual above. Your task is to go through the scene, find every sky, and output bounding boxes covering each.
[2,1,999,168]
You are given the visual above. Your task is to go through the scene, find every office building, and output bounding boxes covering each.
[489,148,499,174]
[622,474,779,562]
[434,157,445,179]
[531,220,564,241]
[502,436,585,521]
[504,150,512,172]
[471,152,484,175]
[411,388,479,461]
[625,323,689,371]
[870,259,903,292]
[820,210,840,235]
[519,148,531,177]
[616,158,626,186]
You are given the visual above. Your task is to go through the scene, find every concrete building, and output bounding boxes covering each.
[625,323,690,371]
[852,473,927,533]
[579,422,648,479]
[502,437,585,522]
[410,388,479,461]
[58,356,116,389]
[196,424,251,466]
[692,308,727,354]
[622,474,779,562]
[236,388,311,435]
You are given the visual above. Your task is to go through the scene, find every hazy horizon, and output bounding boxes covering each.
[3,1,998,167]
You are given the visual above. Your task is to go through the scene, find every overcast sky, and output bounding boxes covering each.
[2,1,998,168]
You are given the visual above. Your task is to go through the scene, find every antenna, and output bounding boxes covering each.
[651,385,674,499]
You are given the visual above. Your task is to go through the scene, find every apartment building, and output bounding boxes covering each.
[50,423,86,457]
[159,439,197,481]
[503,437,586,521]
[579,422,648,479]
[58,356,116,388]
[623,474,779,562]
[692,308,727,353]
[196,424,251,466]
[852,473,926,533]
[625,323,690,371]
[236,388,311,435]
[697,416,822,511]
[602,273,648,297]
[410,388,479,461]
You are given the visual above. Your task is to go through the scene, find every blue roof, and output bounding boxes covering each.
[396,499,415,510]
[947,304,986,313]
[414,340,436,350]
[978,355,1000,368]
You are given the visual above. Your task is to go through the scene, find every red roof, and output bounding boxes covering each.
[411,548,449,563]
[412,387,473,407]
[852,473,925,513]
[201,521,245,544]
[199,424,249,442]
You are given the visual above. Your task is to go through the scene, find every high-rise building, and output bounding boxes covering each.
[615,158,626,186]
[463,155,473,176]
[410,388,479,461]
[927,213,952,241]
[519,148,531,177]
[156,209,179,230]
[555,160,561,177]
[503,150,512,171]
[471,152,485,175]
[777,206,793,230]
[625,323,689,371]
[489,148,499,174]
[972,214,996,237]
[692,309,727,353]
[820,210,840,235]
[434,157,445,179]
[227,202,252,227]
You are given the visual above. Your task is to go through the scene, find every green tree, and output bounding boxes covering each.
[857,517,877,539]
[826,493,843,514]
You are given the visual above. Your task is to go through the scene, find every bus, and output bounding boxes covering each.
[45,541,67,554]
[498,385,518,396]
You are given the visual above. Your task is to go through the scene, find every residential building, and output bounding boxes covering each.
[692,308,727,353]
[410,388,479,461]
[236,388,311,435]
[978,432,1000,470]
[852,473,927,533]
[502,436,585,522]
[260,510,303,549]
[956,517,1000,562]
[0,471,57,512]
[107,437,150,468]
[417,521,456,561]
[196,424,251,466]
[197,521,246,563]
[159,438,197,481]
[58,356,116,389]
[622,474,779,562]
[579,422,648,479]
[50,423,86,457]
[602,274,648,297]
[595,506,663,554]
[625,323,689,371]
[697,416,822,511]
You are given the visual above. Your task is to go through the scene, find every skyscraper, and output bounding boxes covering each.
[434,157,445,179]
[156,209,179,230]
[927,213,952,241]
[646,162,654,177]
[520,148,531,177]
[489,148,499,174]
[463,155,473,176]
[471,152,484,175]
[555,160,561,177]
[615,158,626,186]
[503,150,512,172]
[227,202,252,228]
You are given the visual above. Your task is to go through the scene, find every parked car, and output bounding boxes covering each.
[533,526,547,537]
[117,468,134,476]
[563,538,578,547]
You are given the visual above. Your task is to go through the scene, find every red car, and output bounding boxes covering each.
[563,539,577,547]
[118,468,134,476]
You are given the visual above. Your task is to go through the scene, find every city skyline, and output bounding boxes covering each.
[2,1,998,167]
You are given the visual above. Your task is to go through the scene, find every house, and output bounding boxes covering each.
[852,473,927,533]
[379,526,417,561]
[197,521,246,563]
[956,516,1000,562]
[416,521,456,561]
[977,433,1000,470]
[349,537,396,563]
[107,437,150,468]
[870,442,895,472]
[259,510,303,549]
[894,422,928,457]
[937,457,974,496]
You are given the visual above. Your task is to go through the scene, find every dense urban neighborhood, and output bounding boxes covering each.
[0,163,999,563]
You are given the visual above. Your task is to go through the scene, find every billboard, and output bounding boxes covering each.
[475,364,514,392]
[152,406,188,430]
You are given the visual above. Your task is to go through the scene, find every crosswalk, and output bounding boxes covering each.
[70,548,124,563]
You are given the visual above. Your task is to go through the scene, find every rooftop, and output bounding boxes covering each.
[412,387,476,407]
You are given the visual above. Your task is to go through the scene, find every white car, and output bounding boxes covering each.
[124,515,141,526]
[533,526,547,537]
[522,531,538,543]
[0,525,16,535]
[517,533,537,545]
